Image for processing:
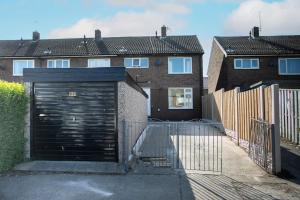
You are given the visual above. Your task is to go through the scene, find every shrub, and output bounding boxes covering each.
[0,81,28,172]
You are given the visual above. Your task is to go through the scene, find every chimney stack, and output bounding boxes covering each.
[161,25,167,37]
[251,26,259,38]
[32,31,40,41]
[95,29,101,42]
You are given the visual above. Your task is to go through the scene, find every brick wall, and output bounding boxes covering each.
[0,54,203,120]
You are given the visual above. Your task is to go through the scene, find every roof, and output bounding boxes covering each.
[0,35,203,57]
[23,67,148,97]
[215,35,300,56]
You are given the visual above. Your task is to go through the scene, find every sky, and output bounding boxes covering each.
[0,0,299,75]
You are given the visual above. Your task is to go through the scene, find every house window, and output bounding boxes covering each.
[168,57,192,74]
[168,88,193,109]
[88,58,111,68]
[234,58,259,69]
[13,60,34,76]
[124,58,149,68]
[47,59,70,68]
[278,58,300,75]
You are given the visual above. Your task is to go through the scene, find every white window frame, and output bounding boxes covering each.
[278,58,300,75]
[168,87,193,110]
[168,57,193,74]
[234,58,259,69]
[124,57,149,68]
[47,59,70,68]
[13,60,35,76]
[88,58,111,68]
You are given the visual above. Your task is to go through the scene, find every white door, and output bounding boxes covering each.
[143,88,151,116]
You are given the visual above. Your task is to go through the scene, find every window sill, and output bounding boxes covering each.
[168,108,193,110]
[279,73,300,75]
[168,73,193,75]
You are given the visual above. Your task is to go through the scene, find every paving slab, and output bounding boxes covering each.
[14,161,125,174]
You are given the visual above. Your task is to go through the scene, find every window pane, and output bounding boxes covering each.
[124,58,132,67]
[252,59,258,68]
[169,88,185,108]
[27,60,34,68]
[48,60,54,68]
[56,60,63,68]
[287,59,300,74]
[140,58,148,68]
[279,59,286,74]
[170,58,184,73]
[235,59,242,68]
[243,59,251,68]
[185,58,192,73]
[63,60,69,68]
[133,58,139,66]
[185,93,193,108]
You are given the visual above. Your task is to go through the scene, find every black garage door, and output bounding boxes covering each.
[32,82,118,162]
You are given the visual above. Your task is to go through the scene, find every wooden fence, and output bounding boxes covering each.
[202,85,281,173]
[279,89,300,144]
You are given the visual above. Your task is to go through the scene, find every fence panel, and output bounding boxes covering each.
[279,89,300,144]
[202,84,281,174]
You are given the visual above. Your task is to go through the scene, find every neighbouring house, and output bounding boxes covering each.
[208,27,300,93]
[23,67,148,163]
[203,76,208,96]
[0,26,204,120]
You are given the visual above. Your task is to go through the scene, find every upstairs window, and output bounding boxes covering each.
[124,58,149,68]
[47,59,70,68]
[168,57,192,74]
[234,58,259,69]
[13,60,34,76]
[88,58,111,68]
[279,58,300,75]
[168,88,193,109]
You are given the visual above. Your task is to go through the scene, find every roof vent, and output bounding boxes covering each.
[43,48,52,55]
[119,46,127,53]
[81,35,87,44]
[33,31,40,41]
[225,46,235,53]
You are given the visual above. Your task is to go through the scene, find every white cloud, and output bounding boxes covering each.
[48,9,186,38]
[224,0,300,35]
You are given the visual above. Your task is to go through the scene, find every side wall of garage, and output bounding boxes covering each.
[117,81,148,164]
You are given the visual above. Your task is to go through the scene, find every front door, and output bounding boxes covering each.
[142,88,151,116]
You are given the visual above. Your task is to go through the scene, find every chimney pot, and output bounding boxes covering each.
[95,29,101,42]
[32,31,40,41]
[251,26,259,38]
[161,25,167,37]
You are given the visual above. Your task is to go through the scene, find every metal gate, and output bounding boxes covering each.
[125,121,224,172]
[32,82,118,162]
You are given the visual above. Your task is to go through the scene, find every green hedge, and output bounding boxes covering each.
[0,81,28,172]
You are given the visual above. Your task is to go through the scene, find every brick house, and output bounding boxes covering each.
[208,27,300,93]
[0,26,204,120]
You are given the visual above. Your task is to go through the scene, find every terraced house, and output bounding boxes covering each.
[208,27,300,92]
[0,26,204,120]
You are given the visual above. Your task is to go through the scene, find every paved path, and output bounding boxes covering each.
[0,122,300,199]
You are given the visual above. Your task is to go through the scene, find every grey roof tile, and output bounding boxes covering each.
[215,35,300,55]
[0,35,203,57]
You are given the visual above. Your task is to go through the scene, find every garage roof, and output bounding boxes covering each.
[23,67,148,98]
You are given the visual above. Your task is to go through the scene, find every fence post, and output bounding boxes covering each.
[122,120,129,172]
[234,87,240,145]
[211,94,214,121]
[271,84,281,174]
[259,86,265,120]
[221,88,224,122]
[176,123,180,169]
